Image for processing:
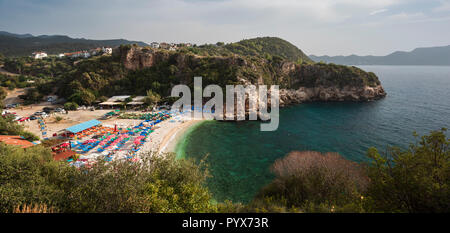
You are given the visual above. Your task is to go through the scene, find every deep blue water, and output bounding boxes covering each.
[176,66,450,203]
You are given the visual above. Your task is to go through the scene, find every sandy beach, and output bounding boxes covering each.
[139,115,204,156]
[5,85,206,159]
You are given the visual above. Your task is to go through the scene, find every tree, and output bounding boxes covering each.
[0,148,217,213]
[144,90,161,107]
[62,153,216,213]
[64,102,79,111]
[0,87,6,109]
[19,88,42,104]
[365,129,450,213]
[0,114,39,141]
[0,144,73,212]
[69,89,96,106]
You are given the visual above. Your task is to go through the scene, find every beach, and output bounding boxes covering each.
[6,97,203,159]
[139,114,204,156]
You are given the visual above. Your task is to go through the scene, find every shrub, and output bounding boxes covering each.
[0,147,217,213]
[20,131,39,141]
[365,129,450,213]
[64,102,78,111]
[250,151,368,212]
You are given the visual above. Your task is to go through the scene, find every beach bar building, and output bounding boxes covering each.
[99,96,146,109]
[63,119,102,138]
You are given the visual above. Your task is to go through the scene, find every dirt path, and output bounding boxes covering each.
[0,66,18,76]
[3,88,26,105]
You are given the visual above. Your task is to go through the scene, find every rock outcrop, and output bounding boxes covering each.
[279,85,386,106]
[118,45,387,108]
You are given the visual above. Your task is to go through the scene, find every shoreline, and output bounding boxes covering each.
[158,119,204,155]
[137,114,206,157]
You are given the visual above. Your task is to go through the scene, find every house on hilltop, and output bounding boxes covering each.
[150,42,160,48]
[32,51,47,59]
[159,42,170,49]
[102,47,112,54]
[65,51,90,58]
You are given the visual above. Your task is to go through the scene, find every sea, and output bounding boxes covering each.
[175,65,450,203]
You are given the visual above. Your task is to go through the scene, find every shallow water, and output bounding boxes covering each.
[176,65,450,203]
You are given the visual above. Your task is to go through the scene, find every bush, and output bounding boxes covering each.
[20,131,39,141]
[0,144,72,213]
[19,88,42,104]
[64,102,78,111]
[250,151,368,212]
[0,115,38,140]
[60,153,216,213]
[0,147,217,213]
[365,129,450,213]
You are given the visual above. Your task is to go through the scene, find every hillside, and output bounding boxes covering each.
[2,38,385,107]
[182,37,313,64]
[0,31,148,57]
[310,45,450,66]
[225,37,312,63]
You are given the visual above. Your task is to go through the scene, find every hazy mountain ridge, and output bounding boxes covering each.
[310,45,450,66]
[0,31,148,57]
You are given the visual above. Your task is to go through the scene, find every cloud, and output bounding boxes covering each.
[433,0,450,12]
[0,0,449,56]
[370,9,388,15]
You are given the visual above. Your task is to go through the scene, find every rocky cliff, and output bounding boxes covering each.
[118,45,386,106]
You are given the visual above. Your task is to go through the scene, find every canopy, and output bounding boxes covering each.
[66,120,102,133]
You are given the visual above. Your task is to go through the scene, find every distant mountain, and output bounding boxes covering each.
[0,31,148,57]
[310,45,450,66]
[0,31,33,38]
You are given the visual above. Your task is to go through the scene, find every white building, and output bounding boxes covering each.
[99,95,146,108]
[32,52,47,59]
[102,47,112,54]
[81,51,91,58]
[58,53,65,58]
[150,42,160,48]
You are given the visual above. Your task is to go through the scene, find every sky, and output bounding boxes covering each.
[0,0,449,56]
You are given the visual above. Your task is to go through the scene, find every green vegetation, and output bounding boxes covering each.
[365,128,449,213]
[55,116,63,122]
[63,102,78,111]
[291,63,381,88]
[0,110,447,213]
[0,74,35,90]
[144,90,161,107]
[248,151,368,213]
[0,33,147,57]
[0,146,217,213]
[185,37,312,64]
[0,86,6,109]
[2,37,382,106]
[0,114,39,141]
[225,37,312,63]
[250,129,449,213]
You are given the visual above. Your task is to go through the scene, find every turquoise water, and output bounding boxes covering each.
[176,66,450,203]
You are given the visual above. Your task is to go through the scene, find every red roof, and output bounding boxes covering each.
[53,150,76,161]
[0,135,35,148]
